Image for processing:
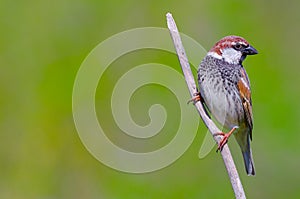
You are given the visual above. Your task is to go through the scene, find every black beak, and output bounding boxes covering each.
[242,45,258,55]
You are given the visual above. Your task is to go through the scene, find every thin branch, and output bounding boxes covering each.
[166,12,246,199]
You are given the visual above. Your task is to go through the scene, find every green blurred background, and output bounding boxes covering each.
[1,0,300,198]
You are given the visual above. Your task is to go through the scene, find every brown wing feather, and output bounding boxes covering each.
[237,68,253,140]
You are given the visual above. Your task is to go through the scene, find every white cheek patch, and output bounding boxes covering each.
[207,51,222,59]
[222,48,242,64]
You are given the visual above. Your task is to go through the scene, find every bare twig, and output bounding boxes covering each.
[166,13,246,199]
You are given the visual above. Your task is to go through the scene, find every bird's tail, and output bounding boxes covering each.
[242,137,255,176]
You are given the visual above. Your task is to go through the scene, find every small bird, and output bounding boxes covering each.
[197,35,258,175]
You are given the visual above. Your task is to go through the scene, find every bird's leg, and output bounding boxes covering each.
[187,91,201,104]
[214,126,238,152]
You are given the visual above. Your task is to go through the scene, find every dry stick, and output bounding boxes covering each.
[166,13,246,199]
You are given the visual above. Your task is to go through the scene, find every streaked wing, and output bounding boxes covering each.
[237,68,253,139]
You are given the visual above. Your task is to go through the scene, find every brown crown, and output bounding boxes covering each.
[209,35,249,55]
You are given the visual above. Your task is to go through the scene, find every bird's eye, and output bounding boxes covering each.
[234,43,242,50]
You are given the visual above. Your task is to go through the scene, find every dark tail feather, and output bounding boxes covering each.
[235,131,255,175]
[242,141,255,176]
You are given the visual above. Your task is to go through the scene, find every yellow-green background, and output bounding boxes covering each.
[1,0,299,198]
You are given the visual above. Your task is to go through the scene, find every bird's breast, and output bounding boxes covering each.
[198,58,245,129]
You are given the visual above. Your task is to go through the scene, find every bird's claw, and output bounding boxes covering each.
[214,126,238,152]
[187,92,201,105]
[214,133,229,152]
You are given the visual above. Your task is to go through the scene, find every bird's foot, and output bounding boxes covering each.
[187,92,201,105]
[214,126,238,152]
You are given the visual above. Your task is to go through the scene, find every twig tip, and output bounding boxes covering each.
[166,12,177,32]
[166,12,172,17]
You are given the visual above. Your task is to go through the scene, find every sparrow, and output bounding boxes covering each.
[197,35,258,175]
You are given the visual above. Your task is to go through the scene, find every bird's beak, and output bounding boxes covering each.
[242,45,258,55]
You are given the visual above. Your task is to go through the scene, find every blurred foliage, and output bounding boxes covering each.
[1,0,300,198]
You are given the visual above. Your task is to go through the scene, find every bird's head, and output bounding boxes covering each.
[208,35,258,65]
